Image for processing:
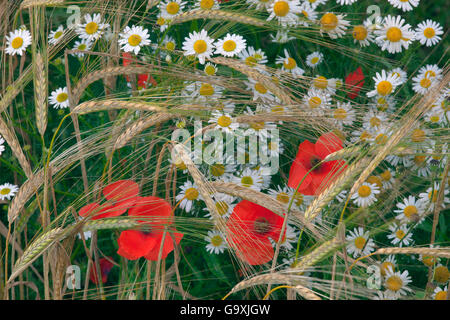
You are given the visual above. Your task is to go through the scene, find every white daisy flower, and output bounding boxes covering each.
[409,154,432,178]
[267,0,301,27]
[331,101,356,128]
[76,13,109,42]
[275,49,304,77]
[388,68,408,85]
[208,110,240,134]
[370,95,397,113]
[379,168,396,189]
[412,72,440,95]
[367,69,401,98]
[184,81,224,101]
[387,0,419,12]
[175,180,203,213]
[0,183,19,201]
[118,25,151,55]
[379,255,397,277]
[156,14,171,32]
[297,2,317,27]
[387,223,413,247]
[407,127,431,151]
[350,128,373,144]
[384,268,413,299]
[204,62,218,76]
[424,106,445,126]
[71,39,93,58]
[241,107,277,139]
[304,0,328,9]
[362,110,389,131]
[194,0,221,10]
[237,46,268,67]
[433,286,448,300]
[346,227,376,258]
[415,20,443,47]
[419,182,450,211]
[375,15,415,54]
[270,29,296,43]
[269,224,299,251]
[205,230,227,254]
[311,75,337,94]
[5,29,32,56]
[351,182,380,207]
[214,33,246,57]
[0,136,5,156]
[48,25,65,45]
[159,0,186,19]
[419,245,441,267]
[303,89,331,113]
[232,167,265,191]
[319,12,350,39]
[205,161,236,181]
[336,0,357,4]
[245,77,276,102]
[203,193,235,220]
[418,64,443,81]
[351,20,375,47]
[369,125,393,147]
[182,29,214,64]
[49,87,70,109]
[305,51,323,68]
[162,36,176,52]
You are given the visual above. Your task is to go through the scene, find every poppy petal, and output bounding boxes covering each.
[79,202,101,218]
[117,230,158,260]
[143,231,183,261]
[314,132,343,159]
[287,160,313,191]
[103,180,139,202]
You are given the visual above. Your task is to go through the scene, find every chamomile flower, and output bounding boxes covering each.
[379,168,396,189]
[305,51,323,68]
[205,160,236,181]
[0,183,19,201]
[246,77,276,102]
[205,230,227,254]
[331,101,356,128]
[370,95,396,113]
[194,0,221,10]
[185,81,224,101]
[379,255,397,277]
[267,185,298,206]
[351,182,380,207]
[232,167,265,191]
[303,89,331,112]
[76,13,109,42]
[351,21,375,47]
[260,136,285,160]
[162,36,176,52]
[351,128,373,144]
[346,227,376,258]
[0,136,5,156]
[208,110,239,134]
[337,0,358,4]
[49,87,70,109]
[407,127,431,151]
[214,33,246,57]
[319,12,350,39]
[156,14,170,32]
[367,69,401,98]
[71,39,93,58]
[175,180,203,213]
[362,110,389,131]
[419,182,450,211]
[182,29,214,64]
[427,142,447,168]
[412,72,439,95]
[375,15,415,54]
[5,29,31,56]
[384,268,413,299]
[304,0,328,9]
[204,193,236,220]
[241,107,277,139]
[237,46,268,68]
[418,64,443,81]
[311,75,337,94]
[118,25,151,55]
[370,125,393,146]
[409,154,432,177]
[269,224,299,251]
[387,223,413,247]
[297,2,317,26]
[419,245,441,267]
[267,0,301,27]
[415,20,443,47]
[433,264,450,284]
[204,62,217,76]
[433,286,448,300]
[387,0,419,12]
[275,49,304,77]
[388,68,408,85]
[159,0,186,19]
[48,25,65,45]
[424,106,445,126]
[270,29,296,43]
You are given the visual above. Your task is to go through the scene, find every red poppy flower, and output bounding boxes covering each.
[137,74,157,89]
[79,180,139,220]
[117,196,183,261]
[90,257,115,284]
[288,133,347,196]
[345,67,364,99]
[226,200,285,265]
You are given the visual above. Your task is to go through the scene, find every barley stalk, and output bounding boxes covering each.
[20,0,64,9]
[170,9,266,27]
[72,99,167,114]
[373,247,450,258]
[34,52,47,137]
[82,217,141,232]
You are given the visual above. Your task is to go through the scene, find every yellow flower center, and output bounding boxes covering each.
[254,82,267,94]
[411,129,426,143]
[422,255,436,267]
[308,97,322,109]
[386,275,403,292]
[193,39,207,54]
[128,34,142,47]
[353,25,368,41]
[215,201,229,216]
[210,235,223,246]
[380,170,391,181]
[271,105,284,114]
[217,115,232,128]
[430,115,440,123]
[157,17,166,26]
[241,176,254,187]
[200,0,214,9]
[413,155,426,165]
[245,56,257,66]
[204,64,216,76]
[358,185,372,198]
[199,83,214,96]
[380,262,394,277]
[386,27,402,42]
[423,27,435,39]
[85,22,99,35]
[334,108,347,120]
[222,40,237,52]
[360,131,371,141]
[367,176,382,189]
[11,37,24,49]
[314,76,328,89]
[166,2,180,15]
[175,161,187,171]
[250,122,265,131]
[0,188,11,195]
[56,92,68,103]
[294,193,303,206]
[375,133,388,145]
[78,44,87,50]
[403,205,418,219]
[276,192,290,204]
[210,164,225,177]
[283,57,297,70]
[420,78,432,88]
[354,236,366,250]
[320,13,338,31]
[273,1,290,17]
[435,291,447,300]
[377,80,393,96]
[54,31,63,39]
[434,266,450,283]
[301,10,308,18]
[185,187,199,201]
[395,229,405,240]
[428,190,438,203]
[166,41,175,51]
[310,56,319,64]
[369,116,381,127]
